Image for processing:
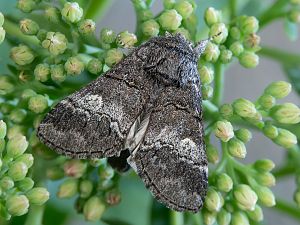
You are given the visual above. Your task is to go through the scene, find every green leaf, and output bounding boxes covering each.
[283,64,300,95]
[284,18,299,41]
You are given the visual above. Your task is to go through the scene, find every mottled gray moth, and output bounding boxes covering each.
[37,33,211,212]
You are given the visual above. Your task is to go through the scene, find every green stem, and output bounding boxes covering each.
[131,0,148,41]
[84,0,114,21]
[212,62,224,106]
[229,0,237,20]
[170,211,184,225]
[259,47,300,66]
[273,165,295,178]
[24,205,45,225]
[273,199,300,221]
[203,100,219,121]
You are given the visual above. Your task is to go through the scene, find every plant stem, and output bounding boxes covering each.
[203,100,219,120]
[273,199,300,221]
[259,47,300,66]
[273,165,295,178]
[170,211,184,225]
[84,0,114,21]
[24,205,45,225]
[229,0,237,20]
[131,0,148,41]
[212,62,225,106]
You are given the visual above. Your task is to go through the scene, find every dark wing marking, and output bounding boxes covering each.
[37,54,153,159]
[131,82,207,212]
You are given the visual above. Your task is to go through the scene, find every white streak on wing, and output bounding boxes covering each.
[77,94,103,112]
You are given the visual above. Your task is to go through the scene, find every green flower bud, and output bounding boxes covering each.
[36,29,47,42]
[6,195,29,216]
[57,179,78,198]
[10,45,35,66]
[80,180,93,198]
[0,12,4,27]
[274,128,297,148]
[0,120,7,139]
[158,9,182,31]
[235,128,252,143]
[240,16,259,34]
[17,177,34,192]
[21,89,36,100]
[142,19,160,37]
[199,66,214,85]
[15,153,34,168]
[210,23,228,44]
[28,94,48,113]
[7,125,26,139]
[50,64,66,82]
[61,2,83,23]
[270,103,300,124]
[204,7,221,27]
[174,28,191,40]
[230,41,244,57]
[204,42,220,62]
[0,27,5,44]
[263,123,278,139]
[78,19,96,35]
[219,104,234,119]
[64,160,87,178]
[26,187,49,205]
[254,159,275,172]
[46,167,64,180]
[45,7,60,23]
[163,0,175,9]
[217,209,231,225]
[64,56,85,76]
[202,85,213,100]
[256,172,276,187]
[174,1,193,19]
[116,31,137,48]
[294,189,300,207]
[105,49,123,67]
[230,26,241,40]
[204,188,222,212]
[19,19,39,35]
[258,94,275,110]
[105,189,121,205]
[220,49,233,64]
[98,165,114,180]
[234,184,258,211]
[97,179,114,191]
[233,98,257,118]
[214,120,234,142]
[288,9,300,23]
[255,186,276,207]
[6,135,28,158]
[100,28,116,44]
[9,109,26,124]
[243,33,261,50]
[83,196,106,221]
[206,144,219,164]
[239,51,259,68]
[228,138,247,158]
[216,173,233,192]
[264,81,292,99]
[34,63,50,82]
[8,161,28,181]
[0,176,14,191]
[140,9,153,21]
[203,210,217,225]
[87,59,102,75]
[17,0,35,13]
[42,32,68,56]
[247,204,263,222]
[231,212,249,225]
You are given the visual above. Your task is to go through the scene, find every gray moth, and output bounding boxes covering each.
[37,33,211,213]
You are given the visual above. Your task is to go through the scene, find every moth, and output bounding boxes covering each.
[37,33,211,212]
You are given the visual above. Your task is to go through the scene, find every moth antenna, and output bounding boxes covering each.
[194,32,222,57]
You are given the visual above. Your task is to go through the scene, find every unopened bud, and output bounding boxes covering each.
[270,103,300,124]
[204,42,220,62]
[0,27,5,44]
[235,128,252,143]
[26,187,49,205]
[263,123,278,139]
[240,16,259,34]
[203,210,217,225]
[0,176,14,191]
[6,195,29,216]
[254,159,275,172]
[219,104,233,119]
[65,56,85,76]
[202,85,213,100]
[214,120,234,142]
[258,94,276,110]
[105,49,123,67]
[247,204,263,222]
[204,7,221,27]
[100,28,116,44]
[243,33,261,50]
[9,109,27,124]
[230,41,244,57]
[231,212,249,225]
[174,1,194,19]
[228,138,247,158]
[204,188,222,212]
[233,98,257,118]
[17,0,35,13]
[57,179,78,198]
[10,45,35,66]
[17,177,34,192]
[78,19,96,35]
[256,172,276,187]
[158,9,182,31]
[50,64,66,82]
[87,59,102,75]
[264,81,291,99]
[288,9,300,23]
[217,209,231,225]
[274,128,297,148]
[15,153,34,168]
[46,167,64,180]
[19,19,39,35]
[6,135,28,158]
[83,196,106,222]
[45,7,60,23]
[210,23,228,44]
[199,66,214,85]
[42,32,68,56]
[105,189,121,205]
[61,2,83,23]
[34,63,50,82]
[28,94,48,113]
[80,180,93,198]
[207,144,219,164]
[239,51,259,68]
[216,173,233,192]
[64,160,87,178]
[142,19,160,37]
[256,186,276,207]
[230,26,241,40]
[234,184,258,211]
[220,49,233,64]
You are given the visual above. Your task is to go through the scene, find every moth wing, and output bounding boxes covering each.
[131,82,207,212]
[37,55,152,159]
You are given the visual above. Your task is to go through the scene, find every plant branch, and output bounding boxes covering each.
[259,47,300,66]
[273,199,300,221]
[170,211,184,225]
[229,0,237,20]
[212,62,225,106]
[84,0,114,21]
[24,205,45,225]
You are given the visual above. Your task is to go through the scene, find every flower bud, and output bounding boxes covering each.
[235,128,252,143]
[17,177,34,192]
[264,81,292,99]
[116,31,137,48]
[17,0,35,13]
[34,63,50,82]
[57,179,78,198]
[98,165,114,180]
[210,23,228,44]
[50,64,66,82]
[219,104,233,119]
[247,204,263,222]
[199,66,214,85]
[163,0,175,9]
[78,19,96,35]
[174,1,194,19]
[105,189,121,205]
[233,98,257,118]
[202,85,213,100]
[8,161,28,181]
[256,172,276,187]
[45,7,60,23]
[97,179,114,191]
[0,12,4,27]
[220,49,233,64]
[240,16,259,34]
[142,19,160,37]
[0,176,14,191]
[0,27,5,44]
[217,209,231,225]
[263,123,278,139]
[231,212,249,225]
[204,7,221,27]
[270,103,300,124]
[83,196,106,222]
[288,9,300,23]
[274,128,297,148]
[214,120,234,142]
[175,28,191,40]
[64,160,87,178]
[203,210,217,225]
[105,49,123,67]
[204,42,220,62]
[230,26,241,40]
[158,9,182,31]
[243,33,261,50]
[255,186,276,207]
[65,56,85,76]
[100,28,116,44]
[61,2,83,23]
[19,19,39,35]
[140,9,153,21]
[87,59,102,75]
[294,189,300,207]
[254,159,275,172]
[239,51,259,68]
[228,138,247,158]
[206,144,219,164]
[216,173,233,192]
[7,125,25,139]
[258,94,275,110]
[204,188,222,212]
[15,153,34,168]
[42,32,68,56]
[6,195,29,216]
[36,29,47,42]
[0,120,7,139]
[28,94,48,113]
[229,41,244,57]
[80,180,93,198]
[234,184,258,211]
[26,187,49,205]
[6,135,28,158]
[10,45,35,66]
[46,167,64,180]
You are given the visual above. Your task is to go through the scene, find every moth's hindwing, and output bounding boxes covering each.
[131,82,207,212]
[37,54,152,159]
